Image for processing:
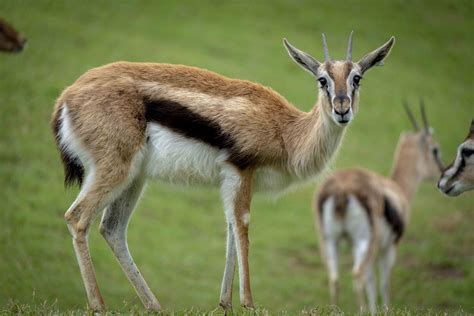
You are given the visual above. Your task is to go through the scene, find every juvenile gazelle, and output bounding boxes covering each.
[52,33,394,311]
[438,119,474,196]
[0,18,27,53]
[315,103,443,313]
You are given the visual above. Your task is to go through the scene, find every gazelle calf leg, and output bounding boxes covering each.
[219,223,237,311]
[220,165,254,308]
[99,176,161,311]
[379,245,396,308]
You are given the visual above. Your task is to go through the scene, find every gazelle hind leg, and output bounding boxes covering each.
[379,245,396,309]
[365,264,377,314]
[325,239,339,306]
[65,167,132,311]
[99,176,161,311]
[352,240,370,313]
[320,197,342,306]
[345,195,375,313]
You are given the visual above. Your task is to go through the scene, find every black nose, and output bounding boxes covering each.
[334,107,350,116]
[335,95,349,104]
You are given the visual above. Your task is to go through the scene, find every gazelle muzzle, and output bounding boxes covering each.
[332,95,352,124]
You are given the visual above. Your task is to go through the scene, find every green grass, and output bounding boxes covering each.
[0,0,473,314]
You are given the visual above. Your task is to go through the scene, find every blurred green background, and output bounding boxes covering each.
[0,0,472,314]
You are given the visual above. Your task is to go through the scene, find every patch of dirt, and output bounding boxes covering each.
[427,262,467,279]
[400,253,467,280]
[281,244,323,270]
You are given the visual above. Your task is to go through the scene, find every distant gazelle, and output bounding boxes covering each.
[52,33,394,311]
[438,119,474,196]
[0,18,27,53]
[314,102,442,314]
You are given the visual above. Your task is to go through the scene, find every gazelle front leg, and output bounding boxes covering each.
[219,223,237,310]
[220,164,254,309]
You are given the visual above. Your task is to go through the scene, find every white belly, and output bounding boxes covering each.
[145,123,223,186]
[144,123,299,192]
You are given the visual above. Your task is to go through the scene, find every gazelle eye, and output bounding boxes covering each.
[353,75,362,86]
[318,77,327,87]
[432,147,439,156]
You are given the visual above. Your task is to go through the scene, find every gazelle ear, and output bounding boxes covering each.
[357,36,395,73]
[283,38,321,76]
[469,118,474,136]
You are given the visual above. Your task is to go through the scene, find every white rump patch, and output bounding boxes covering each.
[59,105,92,169]
[345,194,371,243]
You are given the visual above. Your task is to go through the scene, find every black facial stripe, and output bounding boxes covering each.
[144,98,255,169]
[449,156,466,181]
[383,197,404,243]
[461,148,474,157]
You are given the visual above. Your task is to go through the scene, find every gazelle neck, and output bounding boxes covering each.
[285,96,346,178]
[390,137,422,203]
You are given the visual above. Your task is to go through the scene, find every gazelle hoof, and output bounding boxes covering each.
[219,301,232,315]
[241,302,255,309]
[146,302,162,312]
[88,303,106,313]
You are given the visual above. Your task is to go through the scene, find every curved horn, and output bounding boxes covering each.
[403,100,419,131]
[419,98,430,133]
[322,33,330,61]
[346,31,354,61]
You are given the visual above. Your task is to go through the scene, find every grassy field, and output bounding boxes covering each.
[0,0,473,314]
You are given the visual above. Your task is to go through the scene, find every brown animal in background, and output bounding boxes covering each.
[315,102,443,314]
[438,118,474,196]
[0,18,27,53]
[51,33,394,311]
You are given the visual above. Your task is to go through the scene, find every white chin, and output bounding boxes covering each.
[332,115,351,126]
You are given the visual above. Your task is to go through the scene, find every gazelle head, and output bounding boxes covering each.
[438,119,474,196]
[283,32,395,126]
[403,101,444,181]
[0,18,27,53]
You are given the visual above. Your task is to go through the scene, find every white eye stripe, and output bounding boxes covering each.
[345,69,361,101]
[318,71,335,96]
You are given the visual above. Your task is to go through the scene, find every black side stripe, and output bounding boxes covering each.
[383,197,404,243]
[144,98,255,169]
